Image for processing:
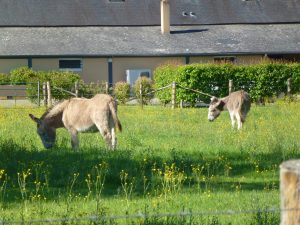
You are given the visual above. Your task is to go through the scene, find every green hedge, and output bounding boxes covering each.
[153,63,300,104]
[4,67,80,103]
[0,73,10,84]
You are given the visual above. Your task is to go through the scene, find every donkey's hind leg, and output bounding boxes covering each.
[229,112,236,129]
[109,116,116,149]
[94,117,113,150]
[235,112,242,130]
[101,127,113,150]
[69,129,79,150]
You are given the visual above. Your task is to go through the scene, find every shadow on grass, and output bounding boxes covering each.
[0,138,299,202]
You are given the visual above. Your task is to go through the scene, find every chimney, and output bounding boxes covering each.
[161,0,170,34]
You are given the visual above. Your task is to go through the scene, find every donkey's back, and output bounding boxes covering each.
[208,90,251,130]
[62,94,122,149]
[30,94,122,150]
[226,90,251,122]
[63,95,117,125]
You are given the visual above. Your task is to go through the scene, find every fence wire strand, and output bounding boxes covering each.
[0,207,297,224]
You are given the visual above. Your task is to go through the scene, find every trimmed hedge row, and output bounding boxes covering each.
[154,63,300,104]
[0,67,80,103]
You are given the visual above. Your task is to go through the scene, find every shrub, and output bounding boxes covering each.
[134,77,153,104]
[288,63,300,94]
[46,71,80,100]
[153,64,178,104]
[114,82,130,104]
[10,68,81,103]
[9,67,37,84]
[78,81,108,98]
[25,71,49,103]
[0,73,9,84]
[176,64,234,104]
[154,62,300,104]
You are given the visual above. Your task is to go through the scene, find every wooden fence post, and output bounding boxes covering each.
[287,78,291,96]
[140,82,143,108]
[280,159,300,224]
[229,80,233,94]
[105,82,109,94]
[43,82,47,107]
[75,81,79,97]
[37,81,40,107]
[171,81,176,109]
[46,81,52,108]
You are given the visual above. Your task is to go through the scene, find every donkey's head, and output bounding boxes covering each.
[208,96,225,122]
[29,114,56,149]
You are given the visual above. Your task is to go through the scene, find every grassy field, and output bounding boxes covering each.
[0,102,300,224]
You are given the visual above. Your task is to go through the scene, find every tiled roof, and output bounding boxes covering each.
[0,24,299,57]
[0,0,299,26]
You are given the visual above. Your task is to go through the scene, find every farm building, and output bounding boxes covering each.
[0,0,299,85]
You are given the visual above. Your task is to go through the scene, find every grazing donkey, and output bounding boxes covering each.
[29,94,122,150]
[208,90,251,129]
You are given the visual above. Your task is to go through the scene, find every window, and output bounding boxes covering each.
[214,56,236,64]
[59,59,82,72]
[267,54,300,62]
[139,71,150,78]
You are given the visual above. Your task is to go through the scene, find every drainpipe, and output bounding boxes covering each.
[161,0,170,34]
[28,57,32,68]
[108,57,113,87]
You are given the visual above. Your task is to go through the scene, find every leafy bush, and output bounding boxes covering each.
[176,64,234,104]
[10,67,37,84]
[78,81,108,98]
[154,62,300,104]
[45,71,80,100]
[134,76,153,104]
[288,63,300,94]
[0,73,10,84]
[153,64,178,104]
[25,71,48,103]
[8,68,81,102]
[114,81,130,104]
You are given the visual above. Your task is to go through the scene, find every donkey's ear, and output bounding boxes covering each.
[216,100,225,110]
[210,96,218,103]
[29,114,41,124]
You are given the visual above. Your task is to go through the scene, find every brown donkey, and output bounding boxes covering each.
[208,90,251,130]
[29,94,122,150]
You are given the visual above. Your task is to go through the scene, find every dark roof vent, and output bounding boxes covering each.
[182,11,196,18]
[189,12,196,17]
[182,11,188,17]
[109,0,125,2]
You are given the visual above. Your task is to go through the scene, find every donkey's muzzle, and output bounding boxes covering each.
[208,116,215,122]
[43,142,54,149]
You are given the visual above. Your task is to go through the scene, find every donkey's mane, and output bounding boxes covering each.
[41,99,70,119]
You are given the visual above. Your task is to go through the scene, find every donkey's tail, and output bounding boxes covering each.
[239,91,251,123]
[109,101,122,132]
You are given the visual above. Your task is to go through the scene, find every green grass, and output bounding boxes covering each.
[0,102,299,224]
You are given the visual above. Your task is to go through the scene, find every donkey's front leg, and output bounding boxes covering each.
[69,129,79,150]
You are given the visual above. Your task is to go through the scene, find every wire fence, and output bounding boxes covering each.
[0,78,295,108]
[0,206,291,224]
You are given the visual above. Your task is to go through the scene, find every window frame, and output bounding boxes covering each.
[213,56,236,64]
[59,58,83,72]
